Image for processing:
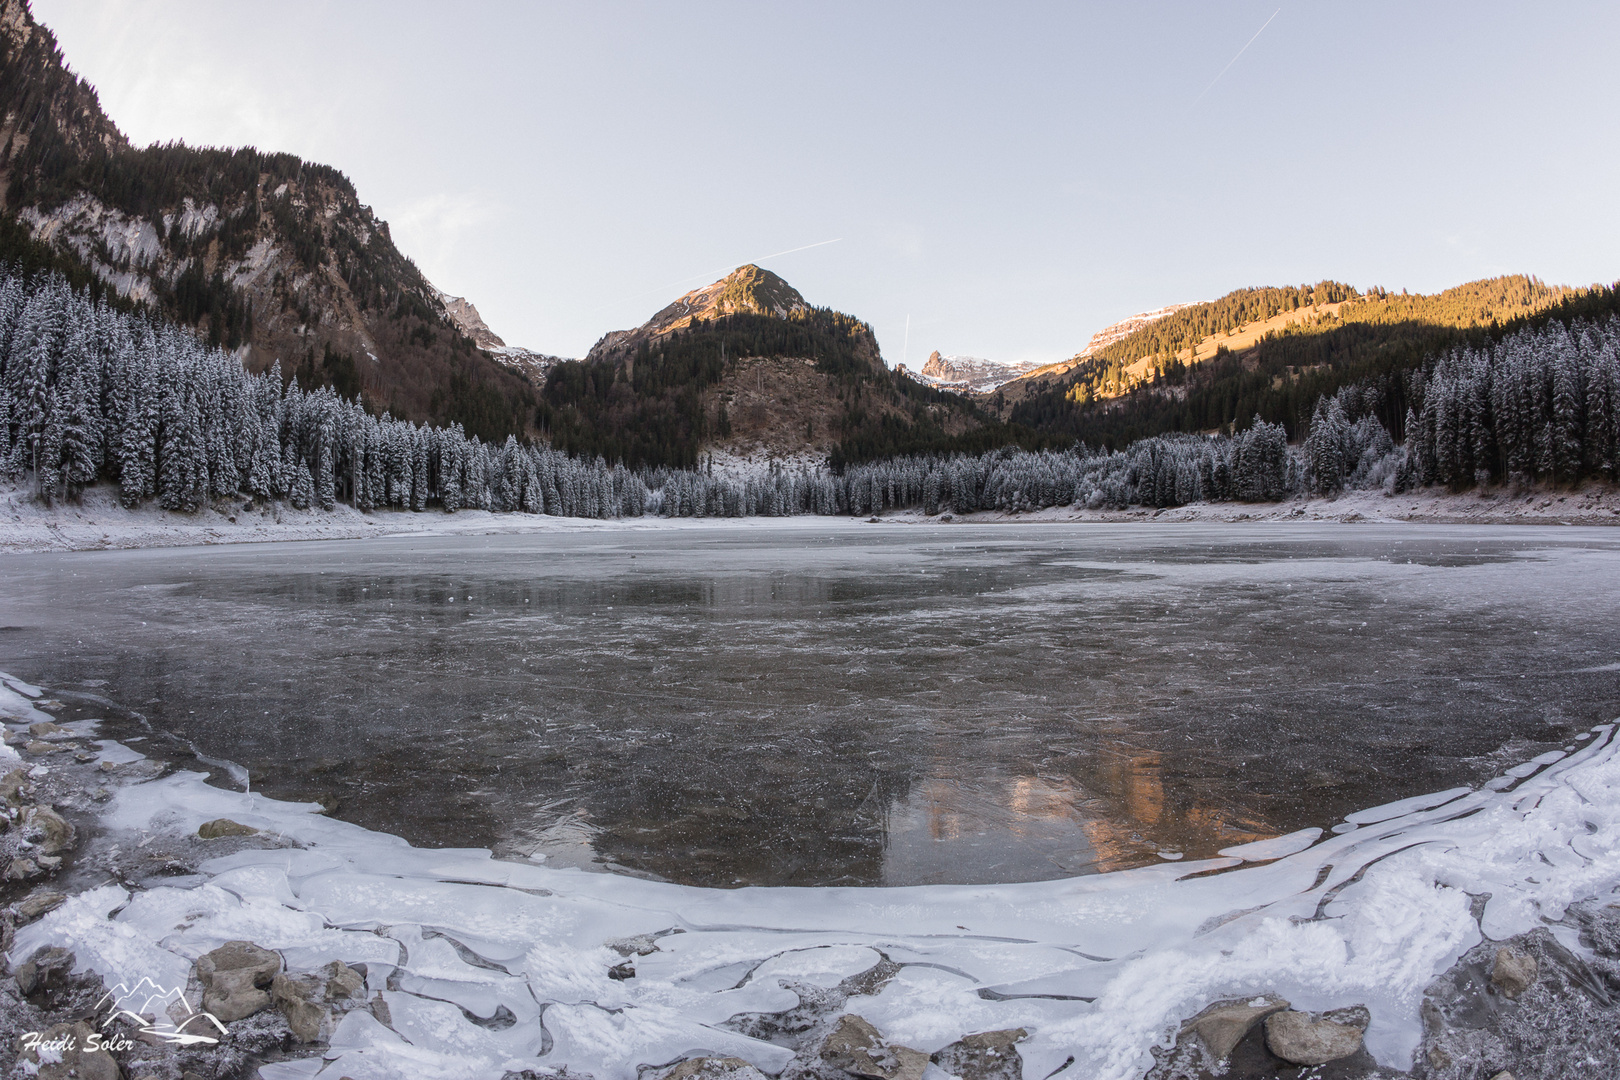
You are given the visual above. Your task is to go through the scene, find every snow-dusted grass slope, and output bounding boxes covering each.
[7,684,1619,1079]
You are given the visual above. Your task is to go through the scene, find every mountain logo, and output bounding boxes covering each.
[93,977,227,1046]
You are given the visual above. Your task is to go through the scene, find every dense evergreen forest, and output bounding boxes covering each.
[0,0,536,436]
[2,266,1616,522]
[1010,276,1617,449]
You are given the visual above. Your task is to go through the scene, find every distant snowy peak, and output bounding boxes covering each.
[434,288,569,383]
[902,351,1043,392]
[486,345,570,384]
[1074,304,1194,359]
[436,290,506,351]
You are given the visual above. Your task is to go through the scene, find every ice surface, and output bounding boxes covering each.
[6,717,1617,1079]
[1217,827,1322,860]
[2,672,44,697]
[8,525,1619,890]
[1343,787,1472,825]
[0,681,49,723]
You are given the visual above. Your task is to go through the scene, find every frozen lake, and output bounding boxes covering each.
[2,519,1618,887]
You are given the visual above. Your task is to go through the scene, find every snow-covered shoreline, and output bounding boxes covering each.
[3,670,1618,1079]
[2,481,1618,556]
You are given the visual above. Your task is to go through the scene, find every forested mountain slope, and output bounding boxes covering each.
[542,265,1000,469]
[1000,276,1617,448]
[0,0,534,440]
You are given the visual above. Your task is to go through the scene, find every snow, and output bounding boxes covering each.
[6,665,1619,1078]
[0,481,876,554]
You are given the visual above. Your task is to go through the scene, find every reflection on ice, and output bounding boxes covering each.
[9,716,1617,1080]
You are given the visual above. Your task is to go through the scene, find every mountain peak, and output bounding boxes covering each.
[586,264,811,364]
[655,264,809,333]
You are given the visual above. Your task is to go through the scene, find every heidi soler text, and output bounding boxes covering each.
[19,1028,136,1054]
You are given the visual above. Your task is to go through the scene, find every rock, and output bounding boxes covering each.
[1181,995,1289,1061]
[23,805,76,853]
[1489,1073,1516,1080]
[821,1013,929,1080]
[1,767,31,807]
[197,817,259,839]
[17,888,67,920]
[271,972,327,1042]
[28,721,68,737]
[1264,1006,1368,1065]
[664,1058,768,1080]
[17,1020,121,1080]
[269,959,361,1041]
[322,959,364,1001]
[196,940,282,1022]
[930,1028,1028,1080]
[15,945,75,998]
[607,933,661,956]
[24,739,59,754]
[1492,945,1538,999]
[6,856,41,880]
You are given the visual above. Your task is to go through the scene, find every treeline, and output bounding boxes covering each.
[0,268,641,517]
[4,267,1617,524]
[1088,281,1363,368]
[1011,277,1620,449]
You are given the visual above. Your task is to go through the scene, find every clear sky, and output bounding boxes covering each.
[31,1,1620,366]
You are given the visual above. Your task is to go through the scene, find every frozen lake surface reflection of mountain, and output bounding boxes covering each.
[2,519,1617,887]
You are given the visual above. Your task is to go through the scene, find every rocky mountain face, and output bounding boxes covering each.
[586,264,810,366]
[437,290,568,384]
[0,0,535,440]
[904,350,1043,392]
[542,267,985,468]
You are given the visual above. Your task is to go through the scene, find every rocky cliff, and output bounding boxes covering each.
[0,0,535,439]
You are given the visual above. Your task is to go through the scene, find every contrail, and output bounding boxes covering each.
[1198,7,1281,100]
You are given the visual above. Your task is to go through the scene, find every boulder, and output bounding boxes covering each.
[196,940,282,1022]
[197,818,259,839]
[1,767,30,807]
[23,805,76,854]
[6,856,41,881]
[930,1028,1028,1080]
[24,740,59,754]
[1264,1006,1369,1065]
[820,1013,929,1080]
[17,1020,120,1080]
[15,945,76,998]
[1181,995,1289,1060]
[28,721,68,737]
[322,959,364,1001]
[269,959,363,1042]
[1491,945,1538,999]
[17,888,67,920]
[664,1058,768,1080]
[271,973,327,1042]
